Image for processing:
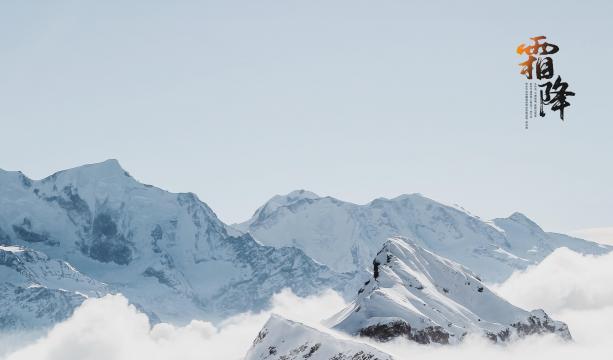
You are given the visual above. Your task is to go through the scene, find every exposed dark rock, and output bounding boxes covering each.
[12,218,50,243]
[511,312,570,339]
[20,174,32,188]
[88,238,132,265]
[93,213,118,238]
[44,186,92,230]
[151,224,163,253]
[373,259,380,279]
[330,350,386,360]
[87,213,132,265]
[484,312,571,342]
[358,320,450,344]
[143,267,178,289]
[253,329,268,345]
[303,343,321,358]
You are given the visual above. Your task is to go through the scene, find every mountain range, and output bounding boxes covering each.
[0,160,609,356]
[236,190,610,283]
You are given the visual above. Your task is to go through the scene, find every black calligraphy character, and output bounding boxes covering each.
[539,75,575,120]
[536,57,554,79]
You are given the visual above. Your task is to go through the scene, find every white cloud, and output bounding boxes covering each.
[370,323,613,360]
[1,289,345,360]
[493,248,613,313]
[2,248,612,360]
[570,227,613,245]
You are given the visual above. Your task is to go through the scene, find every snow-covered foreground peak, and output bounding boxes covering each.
[244,314,394,360]
[236,191,611,283]
[0,161,348,330]
[328,238,571,344]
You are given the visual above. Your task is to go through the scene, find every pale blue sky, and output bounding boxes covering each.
[1,1,611,235]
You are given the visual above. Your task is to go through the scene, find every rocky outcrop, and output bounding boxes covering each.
[358,321,450,344]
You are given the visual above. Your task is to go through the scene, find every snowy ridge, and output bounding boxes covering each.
[0,283,86,330]
[0,245,108,295]
[237,191,611,283]
[328,237,571,344]
[0,245,109,329]
[244,314,393,360]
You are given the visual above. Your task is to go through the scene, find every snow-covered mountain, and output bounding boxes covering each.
[327,238,571,344]
[244,314,393,360]
[236,191,611,283]
[0,160,348,329]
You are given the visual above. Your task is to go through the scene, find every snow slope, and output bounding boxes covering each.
[0,245,109,330]
[327,238,571,344]
[244,314,393,360]
[0,161,348,329]
[236,191,611,283]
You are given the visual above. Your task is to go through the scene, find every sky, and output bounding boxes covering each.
[0,0,612,237]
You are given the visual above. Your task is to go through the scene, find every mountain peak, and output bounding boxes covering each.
[380,236,418,254]
[42,159,131,183]
[391,192,425,201]
[368,193,423,205]
[263,190,320,208]
[70,159,127,175]
[508,212,541,229]
[281,189,320,201]
[247,190,320,223]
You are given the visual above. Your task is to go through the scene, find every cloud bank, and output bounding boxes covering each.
[2,247,612,360]
[1,289,345,360]
[494,247,613,313]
